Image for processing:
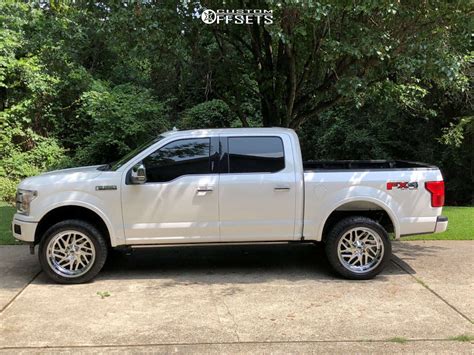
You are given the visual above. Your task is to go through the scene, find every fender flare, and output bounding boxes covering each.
[37,200,115,244]
[318,196,400,240]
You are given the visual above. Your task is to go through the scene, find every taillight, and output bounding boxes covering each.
[425,181,445,207]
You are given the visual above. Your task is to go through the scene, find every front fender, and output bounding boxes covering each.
[32,191,124,246]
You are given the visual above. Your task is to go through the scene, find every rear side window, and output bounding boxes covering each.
[143,138,210,182]
[228,136,285,173]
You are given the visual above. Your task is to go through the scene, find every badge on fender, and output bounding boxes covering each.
[386,182,418,190]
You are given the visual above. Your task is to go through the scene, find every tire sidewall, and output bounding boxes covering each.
[38,220,108,284]
[325,217,392,280]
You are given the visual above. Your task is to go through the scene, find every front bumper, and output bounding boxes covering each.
[434,215,448,233]
[12,217,38,243]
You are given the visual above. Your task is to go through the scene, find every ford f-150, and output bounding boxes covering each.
[12,128,448,283]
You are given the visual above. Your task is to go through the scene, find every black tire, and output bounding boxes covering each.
[324,216,391,280]
[38,219,108,284]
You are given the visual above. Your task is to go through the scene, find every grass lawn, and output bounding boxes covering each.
[0,203,472,245]
[0,201,21,245]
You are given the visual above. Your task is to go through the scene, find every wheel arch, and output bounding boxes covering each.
[320,198,399,242]
[34,205,111,247]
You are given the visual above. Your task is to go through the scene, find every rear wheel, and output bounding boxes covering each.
[325,216,391,280]
[38,219,108,284]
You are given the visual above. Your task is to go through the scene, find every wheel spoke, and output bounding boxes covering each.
[347,254,357,264]
[359,232,369,242]
[79,255,88,266]
[340,246,351,253]
[367,248,377,257]
[57,239,66,251]
[56,256,69,264]
[76,238,87,245]
[52,252,66,259]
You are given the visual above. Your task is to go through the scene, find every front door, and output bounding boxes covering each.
[121,137,220,244]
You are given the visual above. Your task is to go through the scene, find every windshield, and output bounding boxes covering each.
[109,135,165,171]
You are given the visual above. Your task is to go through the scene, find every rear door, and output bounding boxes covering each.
[218,134,297,241]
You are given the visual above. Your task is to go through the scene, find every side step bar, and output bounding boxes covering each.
[117,240,314,250]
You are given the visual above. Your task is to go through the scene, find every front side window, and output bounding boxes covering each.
[110,135,165,171]
[228,136,285,173]
[143,138,211,182]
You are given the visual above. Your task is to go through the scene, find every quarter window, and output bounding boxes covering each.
[228,137,285,173]
[143,138,211,182]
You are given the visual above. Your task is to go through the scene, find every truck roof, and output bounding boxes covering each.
[161,127,296,137]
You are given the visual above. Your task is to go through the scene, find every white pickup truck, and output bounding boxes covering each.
[12,128,448,283]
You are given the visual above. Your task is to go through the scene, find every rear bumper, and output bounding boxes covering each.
[434,215,448,233]
[11,217,37,243]
[399,215,448,237]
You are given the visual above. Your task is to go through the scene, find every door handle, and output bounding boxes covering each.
[274,185,291,191]
[197,186,214,192]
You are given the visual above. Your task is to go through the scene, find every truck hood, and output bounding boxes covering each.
[40,165,104,177]
[19,165,104,189]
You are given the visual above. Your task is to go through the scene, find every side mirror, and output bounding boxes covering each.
[130,163,147,184]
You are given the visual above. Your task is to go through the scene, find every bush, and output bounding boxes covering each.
[0,177,18,204]
[298,89,473,205]
[0,123,67,202]
[180,100,236,129]
[74,81,169,165]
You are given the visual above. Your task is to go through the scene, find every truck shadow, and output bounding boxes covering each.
[392,240,448,260]
[390,241,449,275]
[96,243,412,284]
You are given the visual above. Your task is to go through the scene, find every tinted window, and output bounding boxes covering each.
[228,137,285,173]
[143,138,210,182]
[111,136,165,171]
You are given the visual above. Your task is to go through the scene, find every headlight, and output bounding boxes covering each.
[16,189,38,215]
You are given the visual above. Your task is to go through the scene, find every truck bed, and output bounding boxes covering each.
[303,160,437,171]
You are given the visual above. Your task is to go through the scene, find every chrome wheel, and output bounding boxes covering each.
[46,231,96,278]
[337,227,384,274]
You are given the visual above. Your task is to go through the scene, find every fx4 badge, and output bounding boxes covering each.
[386,181,418,190]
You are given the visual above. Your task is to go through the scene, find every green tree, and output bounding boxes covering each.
[75,82,169,164]
[204,0,471,128]
[180,99,236,129]
[0,3,67,201]
[0,1,472,205]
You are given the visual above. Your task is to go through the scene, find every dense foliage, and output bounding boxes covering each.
[0,1,472,204]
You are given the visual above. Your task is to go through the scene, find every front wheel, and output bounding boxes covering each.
[325,216,391,280]
[38,219,108,284]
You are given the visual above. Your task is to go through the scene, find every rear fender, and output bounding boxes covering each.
[308,186,401,241]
